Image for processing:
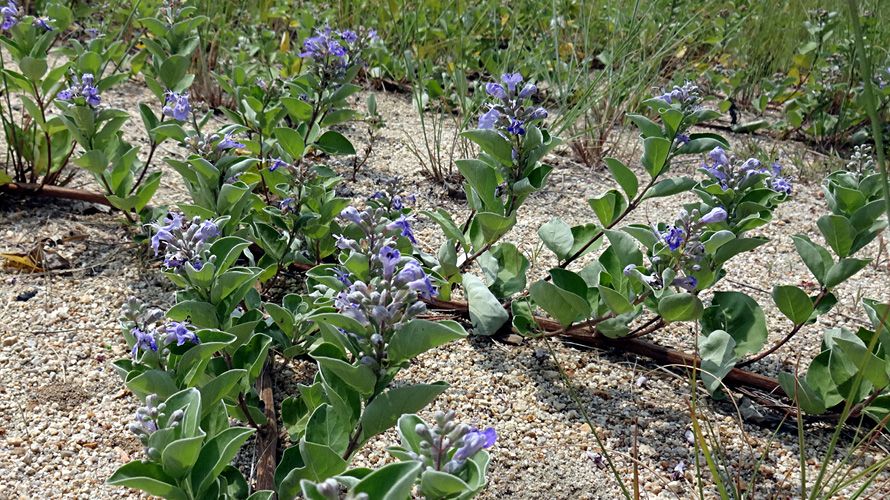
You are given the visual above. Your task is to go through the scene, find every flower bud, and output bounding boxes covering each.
[519,83,537,97]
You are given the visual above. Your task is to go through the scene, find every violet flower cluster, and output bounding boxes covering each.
[300,25,378,83]
[145,213,221,271]
[626,207,728,291]
[333,206,437,373]
[163,91,191,121]
[128,394,184,462]
[57,74,100,107]
[653,81,701,109]
[368,175,417,213]
[478,73,548,139]
[184,132,245,158]
[407,410,497,474]
[702,146,792,195]
[120,296,201,359]
[0,1,17,29]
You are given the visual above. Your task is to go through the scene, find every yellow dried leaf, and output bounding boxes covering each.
[280,32,290,53]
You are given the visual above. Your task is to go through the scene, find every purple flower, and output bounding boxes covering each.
[32,16,52,31]
[663,226,685,251]
[334,268,352,286]
[672,461,686,481]
[131,327,157,357]
[486,83,507,99]
[279,197,295,211]
[772,177,792,195]
[164,321,199,346]
[453,427,497,461]
[216,133,245,150]
[340,29,357,43]
[379,246,400,276]
[340,206,363,225]
[506,118,525,136]
[87,28,100,38]
[501,73,523,93]
[386,214,417,244]
[478,107,500,130]
[528,107,548,121]
[709,147,728,166]
[83,84,100,107]
[676,133,690,145]
[1,1,19,30]
[163,91,190,121]
[396,261,425,283]
[519,83,537,98]
[194,220,220,242]
[699,207,727,224]
[267,157,288,172]
[672,276,697,291]
[57,89,72,101]
[739,158,761,173]
[407,273,438,299]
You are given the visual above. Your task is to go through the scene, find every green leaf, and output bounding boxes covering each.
[698,330,738,398]
[824,258,871,289]
[198,370,246,418]
[642,177,696,200]
[703,230,736,254]
[817,215,855,258]
[627,114,663,138]
[530,281,591,327]
[274,127,306,159]
[604,157,639,199]
[19,56,48,81]
[277,441,348,499]
[305,404,349,455]
[357,382,449,447]
[106,461,188,500]
[455,159,499,212]
[477,242,530,298]
[420,470,471,499]
[463,274,508,335]
[313,355,376,396]
[461,129,514,165]
[771,286,814,325]
[598,286,634,315]
[715,237,768,265]
[162,434,205,479]
[167,300,219,329]
[538,219,574,261]
[159,55,191,92]
[314,131,355,155]
[475,212,517,244]
[388,319,467,365]
[189,427,255,497]
[791,234,833,284]
[778,372,826,415]
[74,150,109,175]
[701,291,767,357]
[658,293,703,322]
[352,461,423,500]
[640,137,671,177]
[588,189,627,226]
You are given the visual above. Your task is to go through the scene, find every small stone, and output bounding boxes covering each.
[667,480,684,493]
[6,437,24,446]
[542,370,560,381]
[2,336,16,346]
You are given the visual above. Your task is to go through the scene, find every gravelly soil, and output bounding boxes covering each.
[1,77,889,500]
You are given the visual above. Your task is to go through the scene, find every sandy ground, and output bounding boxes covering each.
[1,75,889,500]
